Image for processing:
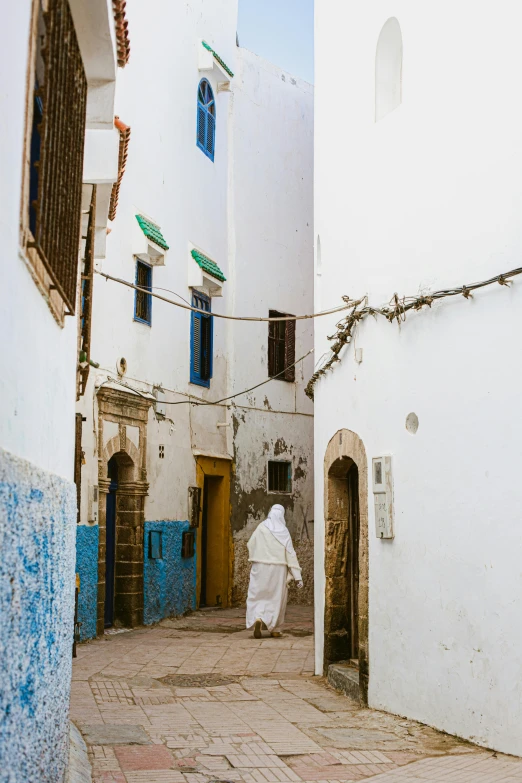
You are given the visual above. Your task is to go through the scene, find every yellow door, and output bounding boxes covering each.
[195,457,232,608]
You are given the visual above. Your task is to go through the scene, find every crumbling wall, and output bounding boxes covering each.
[232,521,314,607]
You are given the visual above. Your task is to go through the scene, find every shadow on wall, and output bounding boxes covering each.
[232,521,314,607]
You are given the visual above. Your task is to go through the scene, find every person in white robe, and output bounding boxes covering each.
[246,504,303,638]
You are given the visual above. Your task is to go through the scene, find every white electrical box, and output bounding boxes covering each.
[372,455,394,539]
[89,485,99,524]
[154,387,166,417]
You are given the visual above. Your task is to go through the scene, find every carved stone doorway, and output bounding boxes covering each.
[324,429,369,704]
[97,388,151,635]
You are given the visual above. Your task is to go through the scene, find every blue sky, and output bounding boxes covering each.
[237,0,314,84]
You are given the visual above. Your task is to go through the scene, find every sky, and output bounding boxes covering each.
[237,0,314,84]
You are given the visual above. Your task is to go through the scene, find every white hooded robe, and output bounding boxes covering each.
[246,506,302,632]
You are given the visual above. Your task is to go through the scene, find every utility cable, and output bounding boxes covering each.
[95,270,349,321]
[162,348,314,406]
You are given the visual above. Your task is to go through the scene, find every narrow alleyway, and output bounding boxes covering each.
[71,609,522,783]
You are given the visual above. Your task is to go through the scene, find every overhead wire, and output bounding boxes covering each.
[95,270,350,321]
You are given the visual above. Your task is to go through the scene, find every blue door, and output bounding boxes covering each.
[105,460,118,627]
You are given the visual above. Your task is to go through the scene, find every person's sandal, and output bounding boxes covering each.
[253,619,263,638]
[270,631,283,638]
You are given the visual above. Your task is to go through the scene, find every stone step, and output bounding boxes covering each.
[327,661,360,701]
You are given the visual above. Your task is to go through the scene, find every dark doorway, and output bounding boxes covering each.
[104,457,118,628]
[200,475,225,607]
[324,458,360,671]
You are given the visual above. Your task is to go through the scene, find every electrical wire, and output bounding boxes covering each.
[161,347,314,407]
[95,270,350,321]
[94,349,314,408]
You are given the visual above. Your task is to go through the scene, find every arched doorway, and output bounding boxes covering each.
[99,448,145,630]
[323,429,369,703]
[325,457,360,664]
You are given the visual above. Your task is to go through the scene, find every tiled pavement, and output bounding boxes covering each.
[71,607,522,782]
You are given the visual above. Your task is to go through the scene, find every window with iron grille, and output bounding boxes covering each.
[197,79,216,161]
[134,260,152,325]
[190,292,213,387]
[26,0,88,314]
[268,310,296,382]
[268,461,292,494]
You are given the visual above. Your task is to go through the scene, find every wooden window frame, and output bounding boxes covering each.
[268,310,296,382]
[19,0,88,325]
[134,259,152,325]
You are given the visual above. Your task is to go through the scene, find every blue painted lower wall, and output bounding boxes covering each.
[0,447,76,783]
[75,524,99,641]
[144,520,196,624]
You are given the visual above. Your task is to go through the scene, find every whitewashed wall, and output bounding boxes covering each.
[230,48,314,536]
[0,0,77,479]
[79,6,314,541]
[315,0,522,757]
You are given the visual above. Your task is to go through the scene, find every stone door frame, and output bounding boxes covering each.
[323,428,369,704]
[96,387,152,635]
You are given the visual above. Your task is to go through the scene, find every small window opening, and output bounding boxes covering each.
[181,531,196,558]
[268,461,292,494]
[159,445,165,459]
[268,310,296,382]
[190,292,213,387]
[134,260,152,324]
[197,79,216,160]
[149,531,163,560]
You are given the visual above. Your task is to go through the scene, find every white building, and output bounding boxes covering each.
[314,0,522,757]
[0,0,122,779]
[75,0,314,637]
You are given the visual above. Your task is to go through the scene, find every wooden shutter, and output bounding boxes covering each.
[284,317,296,382]
[206,112,215,159]
[197,105,206,149]
[74,413,83,523]
[191,312,202,380]
[32,0,88,313]
[201,313,212,380]
[268,311,277,377]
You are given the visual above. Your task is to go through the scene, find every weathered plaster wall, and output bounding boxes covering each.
[0,448,76,783]
[75,524,99,641]
[144,521,196,624]
[315,0,522,756]
[233,522,314,607]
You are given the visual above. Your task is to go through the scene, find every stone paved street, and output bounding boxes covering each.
[71,608,522,782]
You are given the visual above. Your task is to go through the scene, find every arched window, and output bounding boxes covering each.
[375,17,403,122]
[197,79,216,160]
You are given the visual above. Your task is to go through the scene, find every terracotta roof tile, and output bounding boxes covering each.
[108,116,131,221]
[113,0,130,67]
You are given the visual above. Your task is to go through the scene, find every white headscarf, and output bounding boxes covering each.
[262,505,296,556]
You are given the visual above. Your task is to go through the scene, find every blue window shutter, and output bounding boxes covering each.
[197,105,206,149]
[190,293,212,387]
[206,112,215,159]
[196,79,215,161]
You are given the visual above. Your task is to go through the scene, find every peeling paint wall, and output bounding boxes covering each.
[75,524,99,641]
[144,521,196,624]
[0,448,76,783]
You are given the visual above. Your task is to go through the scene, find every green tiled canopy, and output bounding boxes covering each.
[202,40,234,78]
[135,214,169,251]
[191,249,226,282]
